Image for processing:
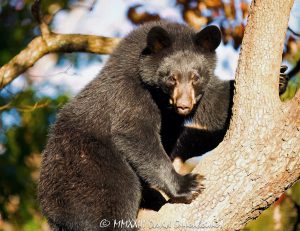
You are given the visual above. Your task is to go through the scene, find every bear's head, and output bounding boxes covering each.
[139,24,221,116]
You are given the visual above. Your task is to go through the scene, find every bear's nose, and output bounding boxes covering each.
[176,103,192,116]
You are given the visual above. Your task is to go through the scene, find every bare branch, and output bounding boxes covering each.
[127,4,160,25]
[0,32,120,90]
[288,26,300,37]
[31,0,50,35]
[31,0,42,24]
[0,0,120,90]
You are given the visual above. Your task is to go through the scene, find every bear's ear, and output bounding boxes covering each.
[193,25,221,52]
[143,26,172,55]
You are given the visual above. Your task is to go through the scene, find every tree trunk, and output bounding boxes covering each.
[138,0,300,230]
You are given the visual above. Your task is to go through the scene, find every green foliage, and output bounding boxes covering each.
[280,75,300,101]
[243,180,300,231]
[0,89,69,230]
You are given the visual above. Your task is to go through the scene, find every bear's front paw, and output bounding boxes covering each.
[169,173,205,204]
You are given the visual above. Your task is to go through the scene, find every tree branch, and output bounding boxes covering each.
[288,26,300,37]
[0,34,120,90]
[31,0,51,35]
[0,0,120,90]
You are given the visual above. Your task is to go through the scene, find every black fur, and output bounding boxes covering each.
[193,25,221,52]
[38,21,215,231]
[171,79,234,161]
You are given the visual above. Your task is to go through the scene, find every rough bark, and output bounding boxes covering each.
[138,0,300,230]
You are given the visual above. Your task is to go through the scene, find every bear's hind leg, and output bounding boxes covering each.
[39,135,142,231]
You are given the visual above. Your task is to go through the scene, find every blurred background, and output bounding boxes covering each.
[0,0,300,230]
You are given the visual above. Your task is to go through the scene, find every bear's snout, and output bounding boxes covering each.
[176,100,193,116]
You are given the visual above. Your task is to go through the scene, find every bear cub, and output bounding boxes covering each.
[38,21,221,231]
[39,20,288,231]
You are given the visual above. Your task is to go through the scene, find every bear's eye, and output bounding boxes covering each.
[167,74,177,85]
[192,73,200,83]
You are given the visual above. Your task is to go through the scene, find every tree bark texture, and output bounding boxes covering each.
[138,0,299,230]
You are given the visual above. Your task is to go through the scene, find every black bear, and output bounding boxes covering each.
[38,20,288,231]
[38,21,217,231]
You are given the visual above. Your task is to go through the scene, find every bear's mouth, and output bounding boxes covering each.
[176,106,193,116]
